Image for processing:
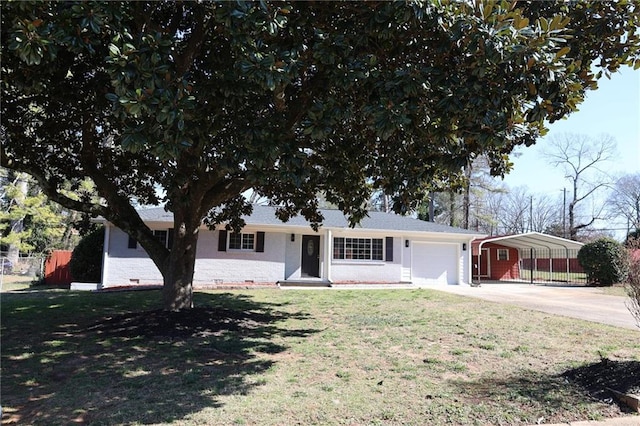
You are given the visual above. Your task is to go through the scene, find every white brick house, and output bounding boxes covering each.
[97,205,483,288]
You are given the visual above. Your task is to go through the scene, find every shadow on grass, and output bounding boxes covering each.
[1,289,318,425]
[450,361,638,423]
[562,359,640,402]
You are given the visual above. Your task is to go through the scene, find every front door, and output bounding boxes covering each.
[301,235,320,278]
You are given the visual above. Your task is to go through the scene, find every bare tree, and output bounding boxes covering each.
[466,157,509,231]
[542,133,617,240]
[608,173,640,233]
[482,185,565,236]
[477,190,504,235]
[530,193,563,233]
[496,186,530,234]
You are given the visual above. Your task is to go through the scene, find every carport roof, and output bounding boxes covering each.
[473,232,583,252]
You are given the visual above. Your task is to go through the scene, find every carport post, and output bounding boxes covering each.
[530,248,534,285]
[476,241,484,286]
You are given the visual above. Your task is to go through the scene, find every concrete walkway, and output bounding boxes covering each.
[434,283,639,331]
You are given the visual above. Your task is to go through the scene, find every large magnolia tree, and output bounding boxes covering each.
[2,1,639,310]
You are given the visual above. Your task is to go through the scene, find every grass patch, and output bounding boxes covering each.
[597,285,629,298]
[2,288,639,425]
[520,270,588,283]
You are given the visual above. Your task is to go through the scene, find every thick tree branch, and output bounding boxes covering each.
[78,118,170,269]
[175,12,211,76]
[0,148,106,217]
[201,176,251,213]
[574,181,609,204]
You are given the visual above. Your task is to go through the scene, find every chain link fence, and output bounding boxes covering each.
[0,253,46,291]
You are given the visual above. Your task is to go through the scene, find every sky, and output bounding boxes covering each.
[499,67,640,237]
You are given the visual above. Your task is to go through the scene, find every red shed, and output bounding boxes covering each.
[472,240,520,280]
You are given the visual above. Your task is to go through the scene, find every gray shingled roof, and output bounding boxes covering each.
[136,205,481,236]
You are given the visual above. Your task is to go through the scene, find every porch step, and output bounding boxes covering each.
[278,280,332,288]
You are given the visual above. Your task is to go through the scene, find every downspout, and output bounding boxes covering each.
[100,223,111,289]
[325,229,332,284]
[466,238,474,286]
[476,240,485,286]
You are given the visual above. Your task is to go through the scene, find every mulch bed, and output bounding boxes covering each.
[562,358,640,410]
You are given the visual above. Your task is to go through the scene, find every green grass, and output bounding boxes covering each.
[597,285,630,298]
[519,270,588,283]
[0,275,39,292]
[2,288,639,425]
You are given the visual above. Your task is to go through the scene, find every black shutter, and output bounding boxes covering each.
[127,235,137,249]
[385,237,394,262]
[256,232,265,252]
[167,228,174,249]
[218,230,227,251]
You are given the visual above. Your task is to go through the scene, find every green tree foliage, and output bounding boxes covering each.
[578,238,629,286]
[2,1,639,310]
[70,227,104,283]
[0,170,97,256]
[0,171,65,255]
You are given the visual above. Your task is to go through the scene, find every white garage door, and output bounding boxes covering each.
[411,242,459,285]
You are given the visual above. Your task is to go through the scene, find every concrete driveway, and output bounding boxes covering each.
[435,283,640,331]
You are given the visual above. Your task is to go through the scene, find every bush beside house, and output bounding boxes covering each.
[577,238,628,286]
[70,227,104,283]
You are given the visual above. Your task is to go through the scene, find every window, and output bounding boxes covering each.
[218,230,264,252]
[128,235,137,249]
[497,248,509,261]
[129,229,173,249]
[153,230,168,245]
[333,237,384,261]
[229,232,255,250]
[153,229,173,249]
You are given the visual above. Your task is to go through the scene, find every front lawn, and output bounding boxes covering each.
[2,288,639,425]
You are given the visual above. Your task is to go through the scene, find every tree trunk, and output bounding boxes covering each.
[428,193,435,222]
[448,191,455,227]
[568,201,577,240]
[7,175,28,265]
[463,162,472,229]
[162,209,201,311]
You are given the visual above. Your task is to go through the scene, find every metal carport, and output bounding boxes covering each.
[474,232,584,284]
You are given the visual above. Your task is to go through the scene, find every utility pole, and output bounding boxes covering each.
[529,195,533,232]
[562,188,566,238]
